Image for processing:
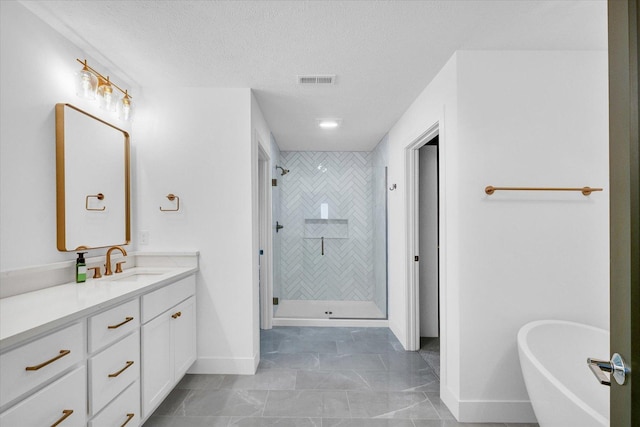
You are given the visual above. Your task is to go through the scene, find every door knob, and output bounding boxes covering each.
[587,353,630,386]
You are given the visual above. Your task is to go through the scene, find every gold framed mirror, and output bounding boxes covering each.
[55,103,130,251]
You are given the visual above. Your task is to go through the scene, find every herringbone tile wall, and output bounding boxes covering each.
[278,151,375,302]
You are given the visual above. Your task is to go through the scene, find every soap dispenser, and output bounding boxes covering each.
[76,252,88,283]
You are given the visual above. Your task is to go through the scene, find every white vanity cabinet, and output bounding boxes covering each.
[0,262,198,427]
[141,275,196,418]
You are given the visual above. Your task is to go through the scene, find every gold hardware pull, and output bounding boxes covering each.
[89,266,102,279]
[115,261,126,273]
[86,193,106,211]
[171,311,182,319]
[485,185,603,196]
[25,350,71,371]
[160,193,180,211]
[121,413,135,427]
[108,316,134,329]
[50,409,73,427]
[108,361,134,378]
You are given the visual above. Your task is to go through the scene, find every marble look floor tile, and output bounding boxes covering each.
[261,339,282,354]
[347,391,440,419]
[152,388,193,415]
[299,327,356,341]
[350,328,397,342]
[143,415,231,427]
[222,369,297,390]
[354,369,439,392]
[295,370,371,390]
[336,339,397,354]
[178,389,268,417]
[504,424,539,427]
[260,353,321,370]
[379,352,431,371]
[176,374,225,390]
[261,327,302,340]
[278,339,338,354]
[319,353,386,370]
[228,417,322,427]
[321,418,415,427]
[263,390,350,418]
[419,352,441,377]
[425,393,454,419]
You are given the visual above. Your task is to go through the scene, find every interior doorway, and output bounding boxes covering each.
[418,136,439,339]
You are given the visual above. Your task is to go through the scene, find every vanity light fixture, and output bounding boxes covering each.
[75,58,134,121]
[317,118,342,129]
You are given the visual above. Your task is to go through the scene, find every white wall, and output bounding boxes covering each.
[0,0,134,273]
[135,87,267,374]
[386,51,609,422]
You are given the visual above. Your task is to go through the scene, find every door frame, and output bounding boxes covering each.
[405,121,441,352]
[608,0,639,424]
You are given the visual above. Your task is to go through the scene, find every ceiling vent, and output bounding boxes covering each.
[297,75,336,85]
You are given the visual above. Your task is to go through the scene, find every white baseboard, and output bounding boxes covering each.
[441,387,537,423]
[188,355,258,375]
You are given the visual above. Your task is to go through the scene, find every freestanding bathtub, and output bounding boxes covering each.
[517,320,610,427]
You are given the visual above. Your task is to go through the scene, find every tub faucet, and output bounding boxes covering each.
[105,246,127,276]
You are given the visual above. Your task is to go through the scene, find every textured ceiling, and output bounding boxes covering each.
[20,1,607,151]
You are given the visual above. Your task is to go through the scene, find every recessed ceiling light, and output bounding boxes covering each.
[317,118,342,129]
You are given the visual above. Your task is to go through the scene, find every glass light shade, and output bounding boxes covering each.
[98,82,117,112]
[117,95,135,121]
[75,68,98,100]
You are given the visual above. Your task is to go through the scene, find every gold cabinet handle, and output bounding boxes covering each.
[108,361,134,378]
[171,311,182,319]
[25,350,71,371]
[108,316,134,329]
[121,413,135,427]
[50,409,73,427]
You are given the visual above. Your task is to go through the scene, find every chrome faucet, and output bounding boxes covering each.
[105,246,127,276]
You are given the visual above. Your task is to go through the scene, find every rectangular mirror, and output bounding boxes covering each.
[55,103,130,251]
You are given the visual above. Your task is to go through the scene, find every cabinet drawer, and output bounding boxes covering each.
[89,298,140,353]
[142,275,195,323]
[90,380,140,427]
[0,366,86,427]
[89,331,139,415]
[0,322,84,407]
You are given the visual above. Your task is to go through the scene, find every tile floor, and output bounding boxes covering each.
[144,327,538,427]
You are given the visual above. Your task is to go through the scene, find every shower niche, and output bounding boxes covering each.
[303,218,348,239]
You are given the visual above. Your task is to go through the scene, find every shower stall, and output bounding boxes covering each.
[271,140,388,323]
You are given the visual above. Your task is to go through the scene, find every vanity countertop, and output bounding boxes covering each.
[0,266,198,350]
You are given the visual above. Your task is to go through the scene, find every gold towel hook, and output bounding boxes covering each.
[160,193,180,211]
[86,193,106,211]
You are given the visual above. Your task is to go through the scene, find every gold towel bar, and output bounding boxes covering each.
[485,186,603,196]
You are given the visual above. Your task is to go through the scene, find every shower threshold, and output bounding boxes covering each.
[274,300,384,319]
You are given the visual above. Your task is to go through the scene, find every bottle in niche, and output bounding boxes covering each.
[76,252,87,283]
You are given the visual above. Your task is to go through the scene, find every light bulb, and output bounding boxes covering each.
[98,79,116,112]
[117,93,134,121]
[75,67,97,100]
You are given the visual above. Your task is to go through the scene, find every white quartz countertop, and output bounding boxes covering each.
[0,266,197,350]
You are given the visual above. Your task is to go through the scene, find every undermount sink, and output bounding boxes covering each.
[109,270,166,282]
